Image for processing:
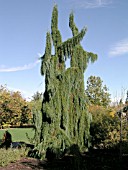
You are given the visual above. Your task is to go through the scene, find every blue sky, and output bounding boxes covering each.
[0,0,128,102]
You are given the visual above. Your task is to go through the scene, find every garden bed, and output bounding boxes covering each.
[0,150,128,170]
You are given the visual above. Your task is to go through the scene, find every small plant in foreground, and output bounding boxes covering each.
[0,148,28,167]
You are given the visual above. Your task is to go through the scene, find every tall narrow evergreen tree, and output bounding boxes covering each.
[38,5,97,158]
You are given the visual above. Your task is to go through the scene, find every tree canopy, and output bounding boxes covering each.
[85,76,111,107]
[0,85,32,127]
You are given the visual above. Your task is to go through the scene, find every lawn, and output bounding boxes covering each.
[0,128,34,144]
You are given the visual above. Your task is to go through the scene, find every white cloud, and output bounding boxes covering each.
[109,39,128,57]
[0,60,40,72]
[70,0,112,9]
[37,53,43,58]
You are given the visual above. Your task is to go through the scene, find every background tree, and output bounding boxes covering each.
[85,76,111,107]
[85,76,120,148]
[31,91,43,101]
[0,85,32,127]
[89,105,120,148]
[36,5,97,158]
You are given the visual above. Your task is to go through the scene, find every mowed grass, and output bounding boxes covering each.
[0,128,34,144]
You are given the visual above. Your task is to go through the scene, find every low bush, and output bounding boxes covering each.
[0,147,28,167]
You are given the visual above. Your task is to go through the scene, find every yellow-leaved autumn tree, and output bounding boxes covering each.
[0,85,32,127]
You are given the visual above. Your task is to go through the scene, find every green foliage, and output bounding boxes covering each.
[29,91,43,144]
[0,148,28,167]
[0,85,32,126]
[38,5,97,158]
[29,96,42,145]
[85,76,111,107]
[31,91,43,101]
[89,105,119,147]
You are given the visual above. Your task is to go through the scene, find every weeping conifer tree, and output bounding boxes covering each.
[37,5,97,158]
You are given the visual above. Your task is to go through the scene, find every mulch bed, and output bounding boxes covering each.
[0,152,128,170]
[0,158,45,170]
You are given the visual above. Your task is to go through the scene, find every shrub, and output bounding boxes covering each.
[0,148,28,167]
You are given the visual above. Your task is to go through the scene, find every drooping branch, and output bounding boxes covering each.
[69,12,97,72]
[57,27,87,60]
[86,52,98,63]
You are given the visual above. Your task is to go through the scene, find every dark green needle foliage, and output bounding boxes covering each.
[38,5,97,159]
